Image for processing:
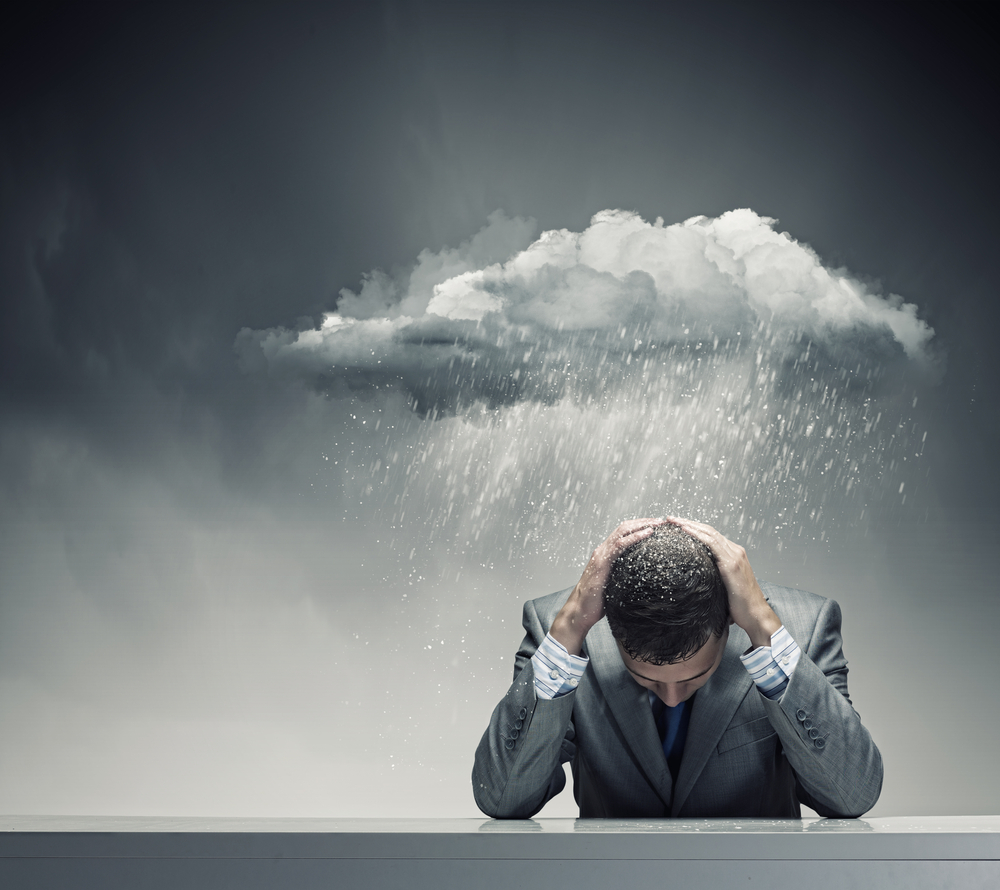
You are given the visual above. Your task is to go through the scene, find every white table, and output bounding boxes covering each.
[3,815,998,889]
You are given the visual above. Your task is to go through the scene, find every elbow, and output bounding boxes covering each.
[472,780,532,820]
[800,742,884,819]
[472,782,504,819]
[825,750,884,818]
[853,746,885,816]
[472,763,500,818]
[474,797,524,820]
[471,764,518,819]
[472,766,543,819]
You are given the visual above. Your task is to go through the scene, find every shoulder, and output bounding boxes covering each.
[760,581,829,612]
[523,587,575,629]
[760,581,844,643]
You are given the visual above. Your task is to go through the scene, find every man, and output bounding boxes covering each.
[472,517,882,818]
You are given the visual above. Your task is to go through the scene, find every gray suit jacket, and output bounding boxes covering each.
[473,583,882,818]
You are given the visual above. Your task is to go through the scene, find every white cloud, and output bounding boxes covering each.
[238,207,936,410]
[234,207,937,561]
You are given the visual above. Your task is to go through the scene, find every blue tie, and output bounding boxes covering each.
[654,696,692,781]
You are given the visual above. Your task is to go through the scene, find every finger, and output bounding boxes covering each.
[602,519,665,558]
[614,520,667,547]
[665,515,715,534]
[666,517,728,556]
[620,525,659,545]
[667,516,726,544]
[617,517,668,536]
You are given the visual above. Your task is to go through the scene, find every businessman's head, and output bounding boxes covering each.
[604,524,729,667]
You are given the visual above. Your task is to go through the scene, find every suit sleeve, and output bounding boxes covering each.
[471,599,578,818]
[758,597,883,817]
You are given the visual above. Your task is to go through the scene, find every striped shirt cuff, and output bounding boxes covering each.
[739,625,801,700]
[532,633,589,700]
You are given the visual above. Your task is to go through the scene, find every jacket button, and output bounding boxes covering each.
[814,738,825,749]
[808,728,819,739]
[518,708,527,719]
[509,729,519,739]
[796,709,807,721]
[504,739,515,750]
[514,719,523,729]
[803,719,813,730]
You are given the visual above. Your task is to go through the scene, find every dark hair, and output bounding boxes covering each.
[604,525,729,664]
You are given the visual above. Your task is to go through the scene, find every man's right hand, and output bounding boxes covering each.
[549,518,666,655]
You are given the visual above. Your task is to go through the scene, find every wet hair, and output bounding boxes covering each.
[604,525,729,664]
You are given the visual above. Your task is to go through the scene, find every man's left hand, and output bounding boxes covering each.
[666,517,782,651]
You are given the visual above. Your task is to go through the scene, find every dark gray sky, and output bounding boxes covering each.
[1,1,997,817]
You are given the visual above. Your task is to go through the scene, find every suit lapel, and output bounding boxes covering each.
[670,626,754,815]
[585,618,673,806]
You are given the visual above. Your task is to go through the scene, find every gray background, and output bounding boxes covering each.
[1,1,996,819]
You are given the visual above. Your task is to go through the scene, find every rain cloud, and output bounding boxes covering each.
[237,208,934,412]
[237,209,937,561]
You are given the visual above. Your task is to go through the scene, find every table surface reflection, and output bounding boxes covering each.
[3,815,999,862]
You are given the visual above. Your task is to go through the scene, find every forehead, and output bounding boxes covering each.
[617,629,727,684]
